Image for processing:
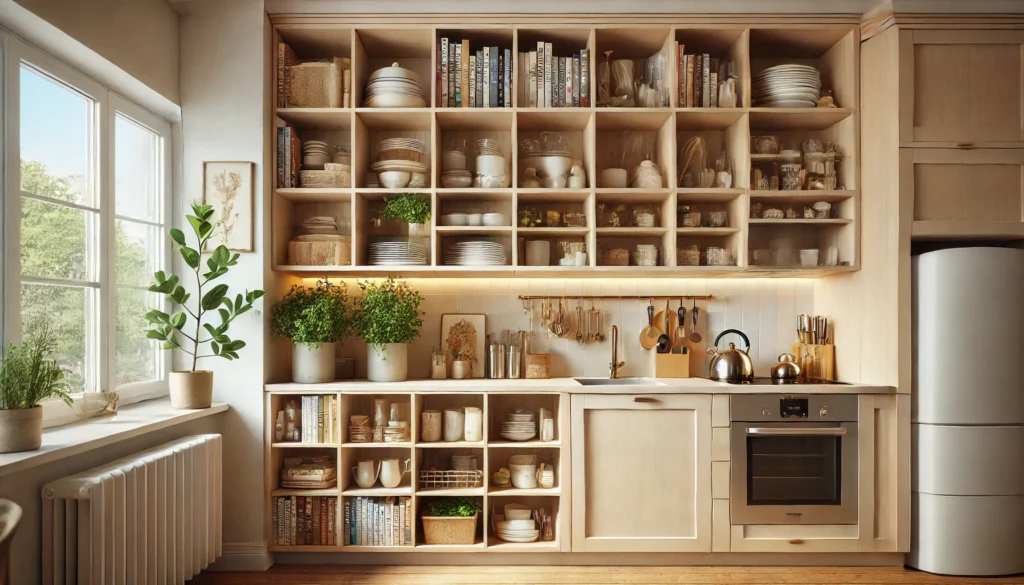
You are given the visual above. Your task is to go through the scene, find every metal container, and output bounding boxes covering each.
[770,353,802,381]
[488,345,507,379]
[506,346,523,379]
[706,329,755,380]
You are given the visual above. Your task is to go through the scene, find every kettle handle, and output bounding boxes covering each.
[714,329,751,352]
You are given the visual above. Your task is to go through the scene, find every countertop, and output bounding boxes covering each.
[265,377,894,394]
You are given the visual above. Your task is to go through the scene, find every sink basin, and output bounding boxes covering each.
[574,378,665,386]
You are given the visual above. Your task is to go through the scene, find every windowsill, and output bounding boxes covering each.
[0,399,228,478]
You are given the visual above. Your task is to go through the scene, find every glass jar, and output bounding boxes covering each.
[678,245,700,266]
[682,211,702,228]
[632,204,657,228]
[781,163,802,190]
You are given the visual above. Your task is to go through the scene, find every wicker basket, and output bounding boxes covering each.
[300,169,350,188]
[289,60,343,108]
[421,513,478,545]
[288,237,351,266]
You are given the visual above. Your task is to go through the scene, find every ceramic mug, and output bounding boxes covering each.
[599,168,628,188]
[379,458,410,488]
[352,459,380,489]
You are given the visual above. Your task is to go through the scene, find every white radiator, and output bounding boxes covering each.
[41,434,222,585]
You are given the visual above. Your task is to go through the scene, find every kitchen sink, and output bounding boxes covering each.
[574,378,665,386]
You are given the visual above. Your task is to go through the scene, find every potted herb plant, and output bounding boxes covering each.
[445,319,478,379]
[272,280,352,384]
[420,497,481,545]
[379,192,431,236]
[353,277,423,382]
[0,326,72,453]
[146,202,265,409]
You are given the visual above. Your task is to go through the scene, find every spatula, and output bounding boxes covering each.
[688,299,702,344]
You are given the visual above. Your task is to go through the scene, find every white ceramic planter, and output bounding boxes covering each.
[367,343,408,382]
[451,360,470,379]
[0,406,42,453]
[169,371,214,409]
[292,342,336,384]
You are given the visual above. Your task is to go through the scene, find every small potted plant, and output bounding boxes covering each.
[145,202,264,409]
[420,497,481,545]
[445,319,477,379]
[379,192,431,236]
[353,277,423,382]
[272,280,352,384]
[0,326,72,453]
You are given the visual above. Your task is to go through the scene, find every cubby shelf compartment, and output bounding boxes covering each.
[341,487,412,497]
[748,218,852,225]
[750,190,857,203]
[277,108,353,129]
[748,108,854,130]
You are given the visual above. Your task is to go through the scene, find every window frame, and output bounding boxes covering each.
[1,35,173,426]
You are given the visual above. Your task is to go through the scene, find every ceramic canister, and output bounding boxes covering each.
[421,410,442,442]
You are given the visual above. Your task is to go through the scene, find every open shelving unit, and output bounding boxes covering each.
[265,389,571,553]
[271,20,860,278]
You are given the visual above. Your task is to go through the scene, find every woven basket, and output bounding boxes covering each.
[300,169,350,188]
[421,513,478,545]
[288,237,351,266]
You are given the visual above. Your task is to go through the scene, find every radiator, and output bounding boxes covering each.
[41,434,222,585]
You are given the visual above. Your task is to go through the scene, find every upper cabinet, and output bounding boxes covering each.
[900,30,1024,147]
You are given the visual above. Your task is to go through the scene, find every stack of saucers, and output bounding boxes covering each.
[499,409,536,441]
[753,64,822,108]
[443,241,508,266]
[384,421,409,443]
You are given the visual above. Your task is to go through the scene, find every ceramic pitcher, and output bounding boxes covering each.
[352,459,380,489]
[379,458,410,488]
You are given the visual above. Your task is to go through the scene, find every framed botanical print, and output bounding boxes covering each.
[202,161,254,252]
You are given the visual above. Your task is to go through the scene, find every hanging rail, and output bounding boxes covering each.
[517,295,713,301]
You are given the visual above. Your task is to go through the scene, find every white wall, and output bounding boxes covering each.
[178,0,272,570]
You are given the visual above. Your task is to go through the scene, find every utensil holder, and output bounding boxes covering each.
[525,354,551,379]
[653,352,691,378]
[790,342,836,380]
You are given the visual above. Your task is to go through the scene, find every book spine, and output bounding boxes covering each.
[328,498,336,546]
[386,498,393,546]
[518,52,525,106]
[468,55,476,108]
[277,44,285,108]
[300,397,307,443]
[449,41,457,107]
[454,42,462,107]
[504,48,512,107]
[710,71,719,108]
[528,51,537,107]
[554,57,562,107]
[482,47,490,108]
[291,128,300,188]
[380,500,386,546]
[497,49,505,107]
[544,42,553,107]
[404,496,412,545]
[693,54,702,108]
[306,496,313,545]
[702,53,711,107]
[313,497,321,545]
[289,497,296,545]
[318,396,324,443]
[440,38,449,108]
[296,496,304,545]
[361,497,367,546]
[344,499,350,545]
[275,128,283,188]
[476,51,484,108]
[272,497,279,545]
[571,54,580,107]
[563,56,571,107]
[393,498,399,546]
[489,47,499,108]
[677,43,684,106]
[580,49,590,107]
[537,42,545,107]
[461,40,470,108]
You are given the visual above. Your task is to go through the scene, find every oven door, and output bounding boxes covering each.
[730,422,858,525]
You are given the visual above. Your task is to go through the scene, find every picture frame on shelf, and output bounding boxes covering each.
[203,161,255,252]
[440,314,486,379]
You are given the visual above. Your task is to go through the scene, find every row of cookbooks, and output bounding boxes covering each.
[275,121,300,188]
[344,496,414,546]
[676,43,735,108]
[273,496,337,546]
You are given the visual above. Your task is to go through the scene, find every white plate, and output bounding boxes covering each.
[753,100,818,108]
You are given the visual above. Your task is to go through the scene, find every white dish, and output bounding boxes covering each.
[482,213,505,226]
[442,213,467,226]
[504,504,532,520]
[378,171,411,188]
[441,175,473,188]
[466,213,483,226]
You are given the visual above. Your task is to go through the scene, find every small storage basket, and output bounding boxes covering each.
[421,514,478,545]
[300,169,350,188]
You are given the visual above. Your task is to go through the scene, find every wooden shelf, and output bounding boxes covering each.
[414,542,487,552]
[269,544,341,553]
[436,189,513,200]
[750,190,857,203]
[277,108,352,129]
[912,221,1024,240]
[488,440,561,448]
[415,487,485,496]
[749,107,855,130]
[271,442,339,449]
[675,108,747,129]
[485,538,560,551]
[517,227,589,236]
[596,227,669,237]
[341,486,413,496]
[516,189,591,202]
[488,486,561,496]
[342,442,412,448]
[748,218,852,225]
[416,441,485,448]
[272,488,339,497]
[676,189,745,202]
[435,226,513,236]
[276,188,352,203]
[676,227,740,236]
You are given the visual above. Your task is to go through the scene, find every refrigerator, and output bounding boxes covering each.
[910,247,1024,576]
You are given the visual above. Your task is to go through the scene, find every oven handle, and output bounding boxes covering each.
[746,427,847,436]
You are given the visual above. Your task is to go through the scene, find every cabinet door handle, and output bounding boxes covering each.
[789,539,805,545]
[634,396,658,403]
[957,142,976,150]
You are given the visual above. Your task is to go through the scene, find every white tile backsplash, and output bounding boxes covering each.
[326,278,814,380]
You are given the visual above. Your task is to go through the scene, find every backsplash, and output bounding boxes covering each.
[325,278,814,380]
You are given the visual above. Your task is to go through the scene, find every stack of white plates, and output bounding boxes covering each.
[444,241,507,266]
[370,160,428,174]
[753,64,822,108]
[364,62,427,108]
[495,519,540,543]
[500,409,536,441]
[368,241,428,265]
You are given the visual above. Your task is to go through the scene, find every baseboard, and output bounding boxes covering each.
[273,551,907,566]
[207,541,272,572]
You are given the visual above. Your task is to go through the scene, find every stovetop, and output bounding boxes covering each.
[715,377,849,385]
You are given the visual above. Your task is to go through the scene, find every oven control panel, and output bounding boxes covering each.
[730,394,859,422]
[779,397,808,418]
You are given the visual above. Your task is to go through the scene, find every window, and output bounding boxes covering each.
[3,39,172,421]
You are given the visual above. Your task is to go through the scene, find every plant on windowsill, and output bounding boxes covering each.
[145,202,265,409]
[272,280,353,384]
[379,192,431,236]
[0,325,72,453]
[420,497,481,545]
[352,277,423,382]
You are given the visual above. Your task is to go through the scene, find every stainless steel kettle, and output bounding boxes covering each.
[770,353,802,380]
[706,329,754,380]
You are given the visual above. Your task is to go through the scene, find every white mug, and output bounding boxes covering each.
[352,459,380,489]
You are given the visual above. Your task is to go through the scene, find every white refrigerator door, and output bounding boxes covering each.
[913,247,1024,425]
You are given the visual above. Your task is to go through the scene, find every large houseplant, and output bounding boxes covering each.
[146,202,264,409]
[420,497,481,545]
[379,193,431,236]
[353,277,423,382]
[272,280,352,384]
[0,326,72,453]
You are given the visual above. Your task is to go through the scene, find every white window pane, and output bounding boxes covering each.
[20,197,97,281]
[115,114,161,222]
[20,283,98,394]
[116,288,161,386]
[20,65,94,206]
[115,219,161,287]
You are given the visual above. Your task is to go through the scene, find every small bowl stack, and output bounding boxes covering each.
[499,409,537,441]
[371,138,428,188]
[494,504,539,543]
[302,140,330,169]
[363,62,427,108]
[384,420,409,443]
[300,140,350,187]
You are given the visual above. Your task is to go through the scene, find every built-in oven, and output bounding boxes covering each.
[730,394,858,525]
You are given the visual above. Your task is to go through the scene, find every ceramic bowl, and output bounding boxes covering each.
[368,62,421,84]
[408,172,428,188]
[520,155,572,181]
[482,213,505,226]
[504,504,532,520]
[466,213,483,226]
[441,175,473,188]
[364,94,427,108]
[378,171,411,188]
[442,213,467,226]
[443,150,467,171]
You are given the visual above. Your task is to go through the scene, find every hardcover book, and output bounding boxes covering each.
[489,46,499,108]
[462,40,470,108]
[440,38,449,107]
[504,48,512,107]
[580,49,590,107]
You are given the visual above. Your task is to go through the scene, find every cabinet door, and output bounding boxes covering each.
[900,30,1024,146]
[570,394,712,552]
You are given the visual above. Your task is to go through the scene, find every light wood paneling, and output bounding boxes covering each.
[907,148,1024,223]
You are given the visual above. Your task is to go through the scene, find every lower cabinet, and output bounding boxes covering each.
[570,394,712,552]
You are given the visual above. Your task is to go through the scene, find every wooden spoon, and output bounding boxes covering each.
[639,303,662,350]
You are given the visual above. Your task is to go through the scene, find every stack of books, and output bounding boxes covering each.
[281,455,337,490]
[344,496,413,546]
[275,121,301,188]
[276,41,299,108]
[300,394,338,444]
[518,43,589,108]
[273,495,337,546]
[437,38,512,108]
[676,44,729,108]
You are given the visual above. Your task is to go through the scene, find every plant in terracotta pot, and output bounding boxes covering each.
[145,202,265,409]
[0,326,72,453]
[420,497,482,545]
[379,192,431,236]
[353,277,423,382]
[272,280,352,384]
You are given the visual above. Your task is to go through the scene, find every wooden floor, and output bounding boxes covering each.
[187,566,1024,584]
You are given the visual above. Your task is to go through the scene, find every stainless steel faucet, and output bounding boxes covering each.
[609,325,625,379]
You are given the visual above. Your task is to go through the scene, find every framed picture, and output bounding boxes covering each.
[202,161,254,252]
[440,314,486,378]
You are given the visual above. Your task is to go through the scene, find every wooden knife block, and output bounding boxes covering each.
[790,343,835,380]
[653,352,691,378]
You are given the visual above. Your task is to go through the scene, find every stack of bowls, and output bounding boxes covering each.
[371,137,428,188]
[363,62,426,108]
[441,147,472,188]
[474,138,508,188]
[519,135,572,188]
[302,141,330,169]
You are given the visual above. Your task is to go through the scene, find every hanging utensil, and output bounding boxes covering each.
[575,302,585,344]
[656,299,671,353]
[689,299,703,343]
[675,300,687,354]
[594,301,605,342]
[639,302,662,350]
[559,300,571,338]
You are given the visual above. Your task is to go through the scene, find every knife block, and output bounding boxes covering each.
[790,343,835,380]
[653,352,691,378]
